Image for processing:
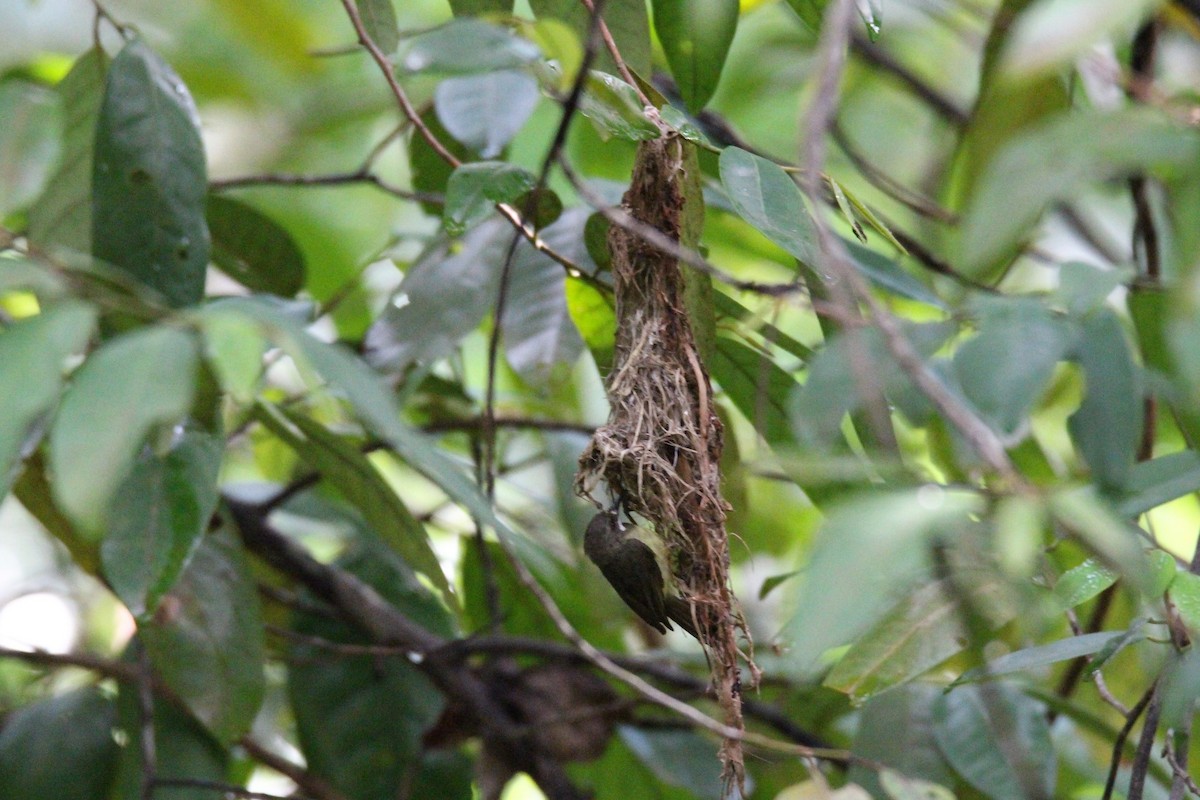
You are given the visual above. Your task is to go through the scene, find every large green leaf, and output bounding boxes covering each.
[779,488,986,677]
[92,39,209,307]
[1067,309,1141,493]
[0,687,119,800]
[255,402,453,603]
[791,322,955,446]
[206,194,306,297]
[711,334,797,447]
[825,577,1017,702]
[953,297,1076,438]
[579,71,661,141]
[719,146,819,266]
[111,677,228,800]
[100,430,223,619]
[502,207,587,386]
[0,79,62,216]
[652,0,738,112]
[1115,450,1200,518]
[618,727,724,796]
[49,325,199,535]
[288,542,466,800]
[139,527,265,744]
[1053,558,1116,609]
[366,220,508,373]
[961,109,1200,274]
[1049,488,1153,595]
[951,631,1129,686]
[933,684,1055,800]
[27,49,107,254]
[395,19,540,74]
[0,302,97,494]
[849,684,953,798]
[434,71,540,160]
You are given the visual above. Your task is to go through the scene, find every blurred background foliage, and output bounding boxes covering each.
[4,0,1200,798]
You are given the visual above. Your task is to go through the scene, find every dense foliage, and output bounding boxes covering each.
[3,0,1200,798]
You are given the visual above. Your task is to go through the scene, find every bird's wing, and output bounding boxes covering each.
[600,539,672,633]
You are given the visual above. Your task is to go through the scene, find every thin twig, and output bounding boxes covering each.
[1103,685,1157,800]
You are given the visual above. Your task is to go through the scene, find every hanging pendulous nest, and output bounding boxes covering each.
[574,130,755,785]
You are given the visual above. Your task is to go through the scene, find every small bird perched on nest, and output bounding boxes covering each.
[583,506,699,640]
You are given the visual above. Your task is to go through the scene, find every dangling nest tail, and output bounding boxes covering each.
[574,131,755,784]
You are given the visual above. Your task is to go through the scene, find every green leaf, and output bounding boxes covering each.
[366,220,508,372]
[0,79,62,216]
[1067,309,1141,493]
[198,306,269,403]
[933,684,1055,800]
[530,0,651,76]
[1053,558,1117,609]
[100,430,223,619]
[140,526,265,744]
[448,0,511,14]
[791,322,955,446]
[355,0,399,53]
[953,297,1076,438]
[580,71,661,141]
[827,577,1018,701]
[849,685,953,798]
[652,0,738,113]
[711,334,797,447]
[961,109,1200,274]
[0,687,119,800]
[1054,261,1129,317]
[952,631,1126,686]
[1161,646,1200,730]
[443,161,537,234]
[0,302,97,494]
[1171,572,1200,633]
[434,71,540,159]
[396,19,540,74]
[845,240,944,308]
[618,727,724,797]
[112,675,228,800]
[1050,488,1153,595]
[566,277,616,373]
[255,402,454,604]
[719,146,819,266]
[92,39,209,307]
[1114,450,1200,518]
[999,0,1161,81]
[784,0,827,31]
[779,488,985,676]
[410,108,473,217]
[27,49,107,254]
[49,325,199,535]
[206,195,306,297]
[502,208,587,385]
[289,542,464,800]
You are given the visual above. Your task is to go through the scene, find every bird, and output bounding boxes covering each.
[583,509,699,639]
